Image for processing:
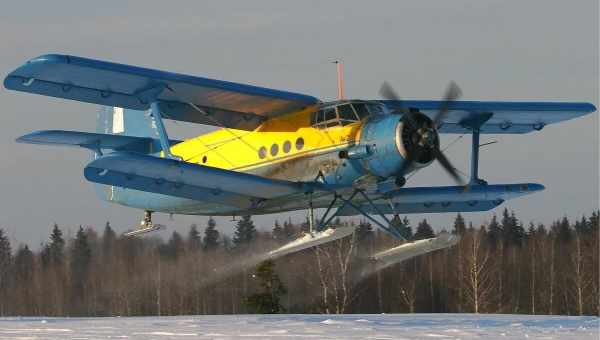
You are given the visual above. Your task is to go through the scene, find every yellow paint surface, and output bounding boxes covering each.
[170,107,362,172]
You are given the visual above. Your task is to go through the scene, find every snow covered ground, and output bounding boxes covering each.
[0,314,597,339]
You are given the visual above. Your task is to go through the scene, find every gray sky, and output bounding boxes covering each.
[0,0,597,246]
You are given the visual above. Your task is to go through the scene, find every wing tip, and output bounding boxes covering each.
[15,130,45,144]
[583,102,597,113]
[528,183,545,192]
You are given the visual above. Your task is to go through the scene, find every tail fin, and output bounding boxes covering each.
[95,106,160,203]
[96,106,159,138]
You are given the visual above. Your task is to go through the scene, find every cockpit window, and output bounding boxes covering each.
[367,104,384,115]
[310,110,318,125]
[353,103,370,120]
[338,104,358,121]
[312,102,373,129]
[324,108,336,121]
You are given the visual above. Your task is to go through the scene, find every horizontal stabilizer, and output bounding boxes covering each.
[338,183,544,216]
[84,152,304,208]
[371,232,459,269]
[17,130,180,153]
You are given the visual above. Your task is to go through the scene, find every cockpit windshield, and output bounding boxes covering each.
[311,101,386,129]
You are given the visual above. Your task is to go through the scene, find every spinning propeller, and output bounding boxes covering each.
[379,81,465,185]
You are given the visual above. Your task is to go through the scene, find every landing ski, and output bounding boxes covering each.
[267,226,356,259]
[370,232,459,269]
[123,224,165,237]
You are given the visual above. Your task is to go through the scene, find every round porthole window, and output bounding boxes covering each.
[202,155,207,163]
[258,146,267,159]
[270,143,279,156]
[283,140,291,153]
[295,137,304,151]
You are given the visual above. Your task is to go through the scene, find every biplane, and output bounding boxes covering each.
[5,54,596,266]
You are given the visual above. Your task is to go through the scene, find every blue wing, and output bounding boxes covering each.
[382,100,596,133]
[16,130,181,153]
[4,54,320,130]
[84,152,307,209]
[337,183,545,215]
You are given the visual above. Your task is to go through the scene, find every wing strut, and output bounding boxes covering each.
[459,112,493,185]
[150,102,177,160]
[141,84,179,160]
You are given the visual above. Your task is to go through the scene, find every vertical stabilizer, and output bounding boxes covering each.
[95,106,160,202]
[96,106,160,138]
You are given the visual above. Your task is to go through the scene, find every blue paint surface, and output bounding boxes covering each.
[383,100,596,133]
[4,54,320,130]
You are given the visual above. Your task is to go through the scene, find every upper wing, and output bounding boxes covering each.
[4,54,320,130]
[382,100,596,133]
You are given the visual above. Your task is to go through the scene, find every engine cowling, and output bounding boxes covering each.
[347,112,438,179]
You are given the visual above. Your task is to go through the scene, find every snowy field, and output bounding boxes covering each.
[0,314,598,339]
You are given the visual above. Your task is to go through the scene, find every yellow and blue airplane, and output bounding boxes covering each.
[4,54,596,263]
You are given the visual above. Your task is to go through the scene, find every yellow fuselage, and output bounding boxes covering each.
[170,107,362,180]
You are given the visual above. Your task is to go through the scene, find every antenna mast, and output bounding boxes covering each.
[334,60,345,100]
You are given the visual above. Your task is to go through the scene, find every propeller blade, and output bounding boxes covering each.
[380,81,421,129]
[432,81,462,127]
[402,111,421,130]
[434,148,464,185]
[379,81,401,101]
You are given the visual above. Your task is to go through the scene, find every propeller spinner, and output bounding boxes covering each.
[380,81,465,186]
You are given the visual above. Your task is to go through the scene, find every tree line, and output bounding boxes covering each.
[0,209,597,316]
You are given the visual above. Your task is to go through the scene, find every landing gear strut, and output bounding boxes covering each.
[124,210,165,237]
[315,189,406,240]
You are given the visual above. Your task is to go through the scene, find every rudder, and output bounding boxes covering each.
[96,106,159,139]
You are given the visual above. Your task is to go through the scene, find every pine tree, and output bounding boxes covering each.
[70,226,92,310]
[162,231,185,259]
[203,217,220,251]
[487,215,502,248]
[501,209,525,246]
[40,243,51,268]
[390,215,412,240]
[453,213,467,235]
[188,224,202,251]
[233,215,257,246]
[283,218,297,239]
[0,229,11,271]
[14,245,34,282]
[574,216,591,234]
[0,229,12,299]
[590,210,599,232]
[245,260,287,313]
[49,223,65,265]
[527,222,536,237]
[272,220,285,241]
[101,221,116,256]
[414,219,435,240]
[556,216,572,243]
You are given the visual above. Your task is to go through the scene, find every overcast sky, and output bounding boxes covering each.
[0,0,597,246]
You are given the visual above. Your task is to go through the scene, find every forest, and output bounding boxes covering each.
[0,209,597,316]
